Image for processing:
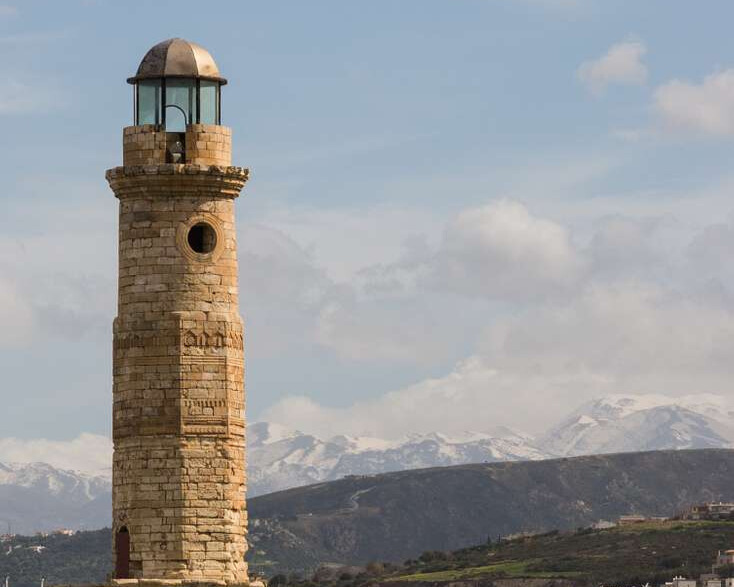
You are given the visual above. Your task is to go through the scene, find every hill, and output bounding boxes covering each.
[5,393,734,535]
[0,529,110,587]
[247,449,734,572]
[280,520,734,587]
[6,449,734,584]
[0,462,110,535]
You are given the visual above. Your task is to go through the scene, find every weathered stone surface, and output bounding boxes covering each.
[123,125,232,167]
[107,122,249,585]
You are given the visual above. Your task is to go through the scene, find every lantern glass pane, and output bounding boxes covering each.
[165,79,196,132]
[137,80,160,125]
[200,81,218,125]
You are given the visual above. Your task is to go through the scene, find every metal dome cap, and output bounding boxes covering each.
[127,38,227,85]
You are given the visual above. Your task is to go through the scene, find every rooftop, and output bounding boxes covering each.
[127,38,226,84]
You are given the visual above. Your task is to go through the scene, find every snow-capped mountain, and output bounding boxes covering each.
[0,462,111,534]
[0,461,109,499]
[247,422,548,495]
[249,394,734,495]
[540,394,734,457]
[4,393,734,533]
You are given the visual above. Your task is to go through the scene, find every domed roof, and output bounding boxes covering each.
[127,38,227,85]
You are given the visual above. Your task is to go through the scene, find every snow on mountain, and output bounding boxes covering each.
[5,393,734,532]
[0,433,112,478]
[0,461,110,499]
[0,462,111,534]
[249,393,734,496]
[540,394,734,457]
[247,422,548,496]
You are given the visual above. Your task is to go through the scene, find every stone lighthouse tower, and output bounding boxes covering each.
[106,39,249,586]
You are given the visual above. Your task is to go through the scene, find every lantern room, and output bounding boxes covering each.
[127,38,226,131]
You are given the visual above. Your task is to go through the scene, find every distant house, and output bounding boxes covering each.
[665,577,696,587]
[619,515,648,525]
[52,529,75,536]
[618,514,669,525]
[685,503,734,521]
[718,550,734,567]
[27,546,45,554]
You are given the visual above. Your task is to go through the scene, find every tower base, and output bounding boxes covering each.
[110,579,264,587]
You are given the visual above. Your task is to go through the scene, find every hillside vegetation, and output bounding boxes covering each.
[6,521,734,587]
[391,521,734,585]
[277,521,734,587]
[0,529,110,587]
[6,450,734,584]
[248,449,734,571]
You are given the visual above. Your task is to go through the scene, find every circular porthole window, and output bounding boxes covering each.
[187,222,217,254]
[177,214,224,263]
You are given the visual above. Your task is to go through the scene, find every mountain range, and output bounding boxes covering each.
[0,462,110,534]
[7,449,734,582]
[248,393,734,495]
[247,449,734,570]
[3,393,734,533]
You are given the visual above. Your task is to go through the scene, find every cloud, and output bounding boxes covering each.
[426,200,582,300]
[0,5,16,17]
[261,356,506,439]
[0,190,115,342]
[315,293,476,365]
[260,204,734,438]
[577,40,648,95]
[238,223,333,357]
[586,215,671,280]
[258,204,442,283]
[0,434,112,477]
[0,278,34,348]
[263,279,734,438]
[253,200,583,364]
[654,69,734,136]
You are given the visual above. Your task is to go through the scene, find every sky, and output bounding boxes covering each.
[3,0,734,469]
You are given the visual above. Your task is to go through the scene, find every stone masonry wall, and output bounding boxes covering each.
[185,124,231,167]
[123,124,231,167]
[106,142,249,586]
[123,125,168,166]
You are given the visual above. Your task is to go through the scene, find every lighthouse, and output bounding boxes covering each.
[106,38,249,586]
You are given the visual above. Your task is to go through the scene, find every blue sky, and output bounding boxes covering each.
[3,0,734,463]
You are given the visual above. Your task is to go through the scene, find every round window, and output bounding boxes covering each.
[187,222,217,254]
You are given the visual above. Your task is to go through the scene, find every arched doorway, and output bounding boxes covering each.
[115,527,130,579]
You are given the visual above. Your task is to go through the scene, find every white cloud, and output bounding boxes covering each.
[0,278,34,348]
[0,434,111,477]
[578,40,648,95]
[261,356,506,439]
[0,5,17,17]
[258,204,442,283]
[255,200,584,363]
[654,69,734,136]
[586,215,671,280]
[427,200,582,300]
[315,293,477,365]
[264,280,734,438]
[238,223,333,357]
[260,204,734,438]
[0,189,115,342]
